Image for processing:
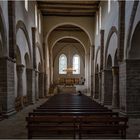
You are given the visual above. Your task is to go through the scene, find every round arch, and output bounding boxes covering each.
[128,21,140,59]
[16,20,31,59]
[45,23,92,46]
[125,1,139,59]
[51,36,86,53]
[105,26,118,68]
[52,37,86,66]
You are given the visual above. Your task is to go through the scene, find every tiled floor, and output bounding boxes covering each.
[0,97,140,139]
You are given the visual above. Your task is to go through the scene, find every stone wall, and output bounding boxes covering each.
[0,57,16,116]
[120,59,140,116]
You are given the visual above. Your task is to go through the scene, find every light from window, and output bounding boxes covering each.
[59,54,67,74]
[39,13,41,33]
[96,13,99,35]
[73,54,80,74]
[108,0,111,13]
[35,5,38,28]
[99,6,102,29]
[25,0,28,11]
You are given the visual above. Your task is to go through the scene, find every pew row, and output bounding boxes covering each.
[26,115,128,139]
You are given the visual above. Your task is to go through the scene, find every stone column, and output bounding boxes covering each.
[32,27,36,69]
[16,64,24,107]
[98,72,102,103]
[90,74,94,98]
[90,45,94,98]
[102,69,113,105]
[112,66,119,108]
[38,72,44,98]
[120,60,140,117]
[26,68,35,104]
[8,1,16,59]
[118,1,125,62]
[100,30,105,71]
[0,57,16,116]
[35,71,39,100]
[44,74,48,97]
[16,64,24,97]
[94,73,99,99]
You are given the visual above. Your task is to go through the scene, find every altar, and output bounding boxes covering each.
[58,85,76,93]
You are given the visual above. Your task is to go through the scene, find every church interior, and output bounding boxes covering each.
[0,0,140,139]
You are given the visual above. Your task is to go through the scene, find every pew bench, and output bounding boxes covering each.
[78,116,128,139]
[26,115,128,139]
[28,111,119,118]
[26,115,77,139]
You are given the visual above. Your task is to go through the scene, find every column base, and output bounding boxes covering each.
[2,109,16,118]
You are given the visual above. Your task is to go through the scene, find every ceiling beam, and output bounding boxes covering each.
[37,1,99,6]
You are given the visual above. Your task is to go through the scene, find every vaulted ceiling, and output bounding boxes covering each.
[37,1,100,17]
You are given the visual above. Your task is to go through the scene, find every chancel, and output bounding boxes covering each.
[0,0,140,139]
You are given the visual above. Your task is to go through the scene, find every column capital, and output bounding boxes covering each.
[16,64,25,72]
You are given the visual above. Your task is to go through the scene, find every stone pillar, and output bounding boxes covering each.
[26,68,35,104]
[94,73,99,99]
[32,27,36,69]
[35,71,39,100]
[38,72,44,98]
[90,45,94,98]
[98,72,102,103]
[90,74,94,98]
[8,1,16,59]
[112,66,119,108]
[102,69,113,105]
[0,57,16,116]
[16,64,24,107]
[100,30,105,71]
[118,1,125,62]
[16,64,24,97]
[44,74,48,97]
[120,60,140,117]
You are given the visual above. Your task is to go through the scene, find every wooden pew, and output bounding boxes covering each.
[26,93,128,139]
[26,115,77,139]
[29,111,119,117]
[78,116,128,139]
[26,115,128,139]
[33,108,112,113]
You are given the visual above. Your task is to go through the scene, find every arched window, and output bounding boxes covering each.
[39,13,41,33]
[25,0,28,11]
[35,5,38,28]
[99,6,102,29]
[108,0,111,13]
[96,13,99,35]
[73,54,80,74]
[59,54,67,74]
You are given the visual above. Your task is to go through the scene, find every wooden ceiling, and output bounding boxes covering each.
[37,1,100,17]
